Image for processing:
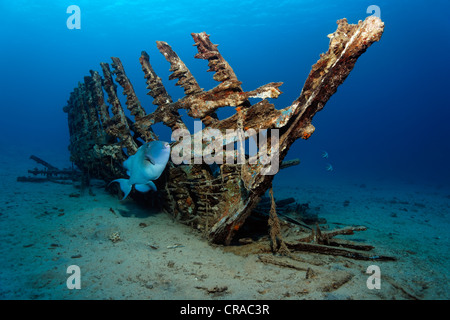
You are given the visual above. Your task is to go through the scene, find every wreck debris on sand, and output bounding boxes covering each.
[17,155,81,184]
[64,16,387,256]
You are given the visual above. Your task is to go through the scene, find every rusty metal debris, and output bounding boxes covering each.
[64,16,385,245]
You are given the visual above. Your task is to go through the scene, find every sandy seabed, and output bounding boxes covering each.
[0,152,449,300]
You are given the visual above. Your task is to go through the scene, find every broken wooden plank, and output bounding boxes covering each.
[29,155,58,171]
[258,254,309,271]
[286,241,396,261]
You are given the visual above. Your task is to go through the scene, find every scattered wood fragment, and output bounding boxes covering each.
[383,275,421,300]
[195,286,229,296]
[321,272,354,292]
[279,159,300,170]
[283,224,396,261]
[17,155,81,184]
[286,241,396,261]
[327,239,374,251]
[268,188,290,255]
[29,155,58,171]
[258,255,309,271]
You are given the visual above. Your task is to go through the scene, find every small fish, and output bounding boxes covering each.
[321,150,329,159]
[325,163,333,172]
[110,141,171,200]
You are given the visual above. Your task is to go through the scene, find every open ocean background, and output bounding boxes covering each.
[0,0,449,301]
[1,0,449,187]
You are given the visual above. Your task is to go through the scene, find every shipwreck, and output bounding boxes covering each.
[63,16,392,260]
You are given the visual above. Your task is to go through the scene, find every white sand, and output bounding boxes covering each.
[0,152,448,300]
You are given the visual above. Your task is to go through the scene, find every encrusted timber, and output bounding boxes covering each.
[141,32,284,160]
[135,38,283,131]
[143,40,279,198]
[66,51,164,178]
[67,31,282,168]
[138,51,186,131]
[64,81,109,176]
[63,17,384,246]
[64,64,135,180]
[207,17,385,244]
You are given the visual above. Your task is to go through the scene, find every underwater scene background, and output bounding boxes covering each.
[0,0,449,300]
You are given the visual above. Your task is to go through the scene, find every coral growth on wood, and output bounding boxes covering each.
[64,16,385,246]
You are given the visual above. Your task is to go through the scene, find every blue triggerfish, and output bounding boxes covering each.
[110,141,171,200]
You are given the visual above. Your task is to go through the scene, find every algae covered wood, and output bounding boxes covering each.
[63,16,385,245]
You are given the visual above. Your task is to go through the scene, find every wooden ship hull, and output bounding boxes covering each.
[63,16,388,258]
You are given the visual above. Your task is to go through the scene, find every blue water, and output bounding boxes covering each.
[1,0,450,301]
[1,0,449,186]
[1,0,449,187]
